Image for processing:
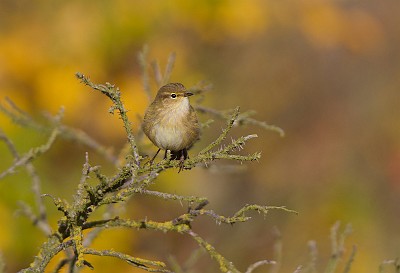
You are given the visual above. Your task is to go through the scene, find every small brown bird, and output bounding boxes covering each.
[142,83,200,170]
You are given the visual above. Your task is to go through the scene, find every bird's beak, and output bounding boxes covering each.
[184,91,194,97]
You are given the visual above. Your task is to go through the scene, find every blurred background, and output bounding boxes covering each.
[1,0,400,272]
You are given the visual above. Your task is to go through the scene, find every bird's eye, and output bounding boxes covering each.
[170,93,177,99]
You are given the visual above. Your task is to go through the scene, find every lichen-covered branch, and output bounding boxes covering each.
[233,204,297,218]
[199,106,240,154]
[75,72,140,167]
[77,202,295,273]
[18,236,73,273]
[83,248,170,273]
[185,229,240,273]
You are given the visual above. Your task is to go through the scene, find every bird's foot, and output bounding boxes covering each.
[178,155,185,173]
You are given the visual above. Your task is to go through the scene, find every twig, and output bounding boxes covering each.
[17,201,52,236]
[151,60,163,87]
[199,107,240,154]
[0,128,19,158]
[269,227,282,273]
[293,265,303,273]
[76,73,140,167]
[162,52,176,85]
[379,259,400,273]
[138,44,153,102]
[0,128,58,180]
[342,245,356,273]
[140,190,207,204]
[18,238,74,273]
[1,99,117,164]
[149,51,176,87]
[220,134,258,154]
[195,105,285,137]
[303,240,318,273]
[233,204,297,218]
[188,81,213,97]
[0,252,5,273]
[58,125,117,164]
[185,229,240,273]
[51,258,69,273]
[324,222,352,273]
[82,217,191,234]
[245,260,276,273]
[0,97,44,131]
[83,248,170,272]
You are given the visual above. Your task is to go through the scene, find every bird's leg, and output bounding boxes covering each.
[183,148,188,159]
[178,148,188,173]
[148,148,161,165]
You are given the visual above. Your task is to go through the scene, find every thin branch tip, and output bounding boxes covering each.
[75,72,85,80]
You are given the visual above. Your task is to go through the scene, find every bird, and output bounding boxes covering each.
[142,83,200,171]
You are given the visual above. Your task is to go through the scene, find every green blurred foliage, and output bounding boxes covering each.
[1,0,400,272]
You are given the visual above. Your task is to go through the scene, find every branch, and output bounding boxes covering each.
[233,204,297,218]
[245,260,276,273]
[199,107,240,154]
[0,97,44,131]
[18,237,73,273]
[151,60,163,88]
[324,222,352,273]
[162,52,176,85]
[17,201,52,236]
[0,253,5,273]
[0,128,19,158]
[0,128,59,180]
[379,259,400,273]
[185,229,240,273]
[75,72,140,167]
[343,245,357,273]
[134,113,261,173]
[148,51,176,87]
[0,99,117,164]
[303,240,318,273]
[138,44,153,102]
[83,248,170,273]
[99,180,208,206]
[195,105,285,137]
